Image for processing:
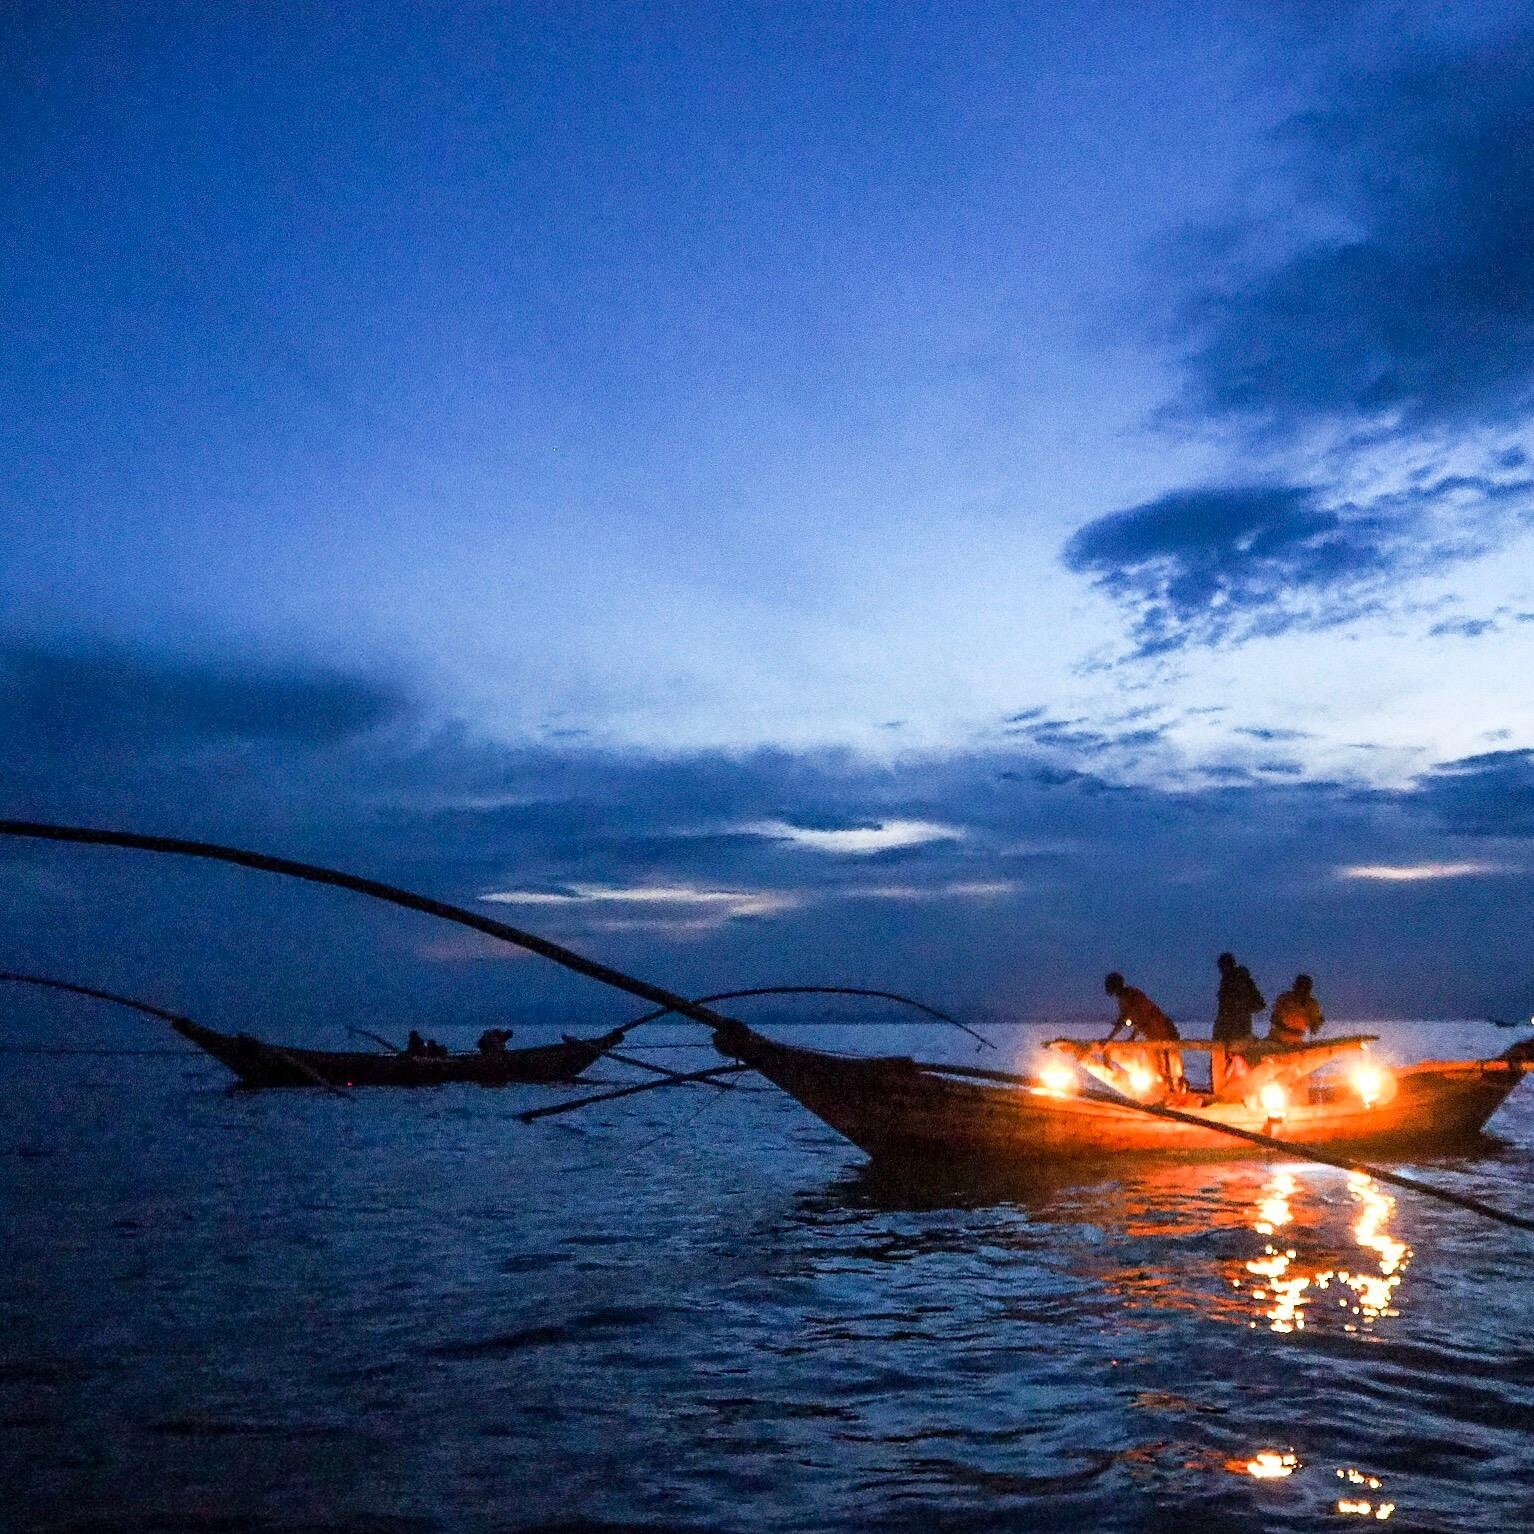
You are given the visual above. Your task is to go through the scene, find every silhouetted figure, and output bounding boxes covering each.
[477,1027,513,1055]
[424,1037,448,1058]
[1213,952,1265,1042]
[1103,972,1179,1041]
[1103,972,1183,1094]
[406,1029,428,1056]
[1269,974,1324,1045]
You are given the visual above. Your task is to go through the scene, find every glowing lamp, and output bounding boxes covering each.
[1038,1059,1077,1095]
[1350,1062,1393,1108]
[1127,1065,1156,1097]
[1258,1082,1289,1119]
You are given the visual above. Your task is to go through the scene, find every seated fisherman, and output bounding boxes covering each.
[406,1029,428,1056]
[1104,972,1185,1093]
[476,1027,513,1055]
[1268,974,1324,1046]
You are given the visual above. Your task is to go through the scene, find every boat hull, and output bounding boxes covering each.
[173,1018,621,1089]
[713,1025,1527,1168]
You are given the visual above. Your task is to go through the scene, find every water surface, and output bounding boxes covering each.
[4,1020,1531,1531]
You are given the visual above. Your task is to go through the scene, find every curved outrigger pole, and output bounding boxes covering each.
[0,820,747,1031]
[0,969,198,1030]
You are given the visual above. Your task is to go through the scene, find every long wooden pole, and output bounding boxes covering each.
[0,969,197,1030]
[519,1064,750,1122]
[614,984,993,1049]
[0,821,744,1032]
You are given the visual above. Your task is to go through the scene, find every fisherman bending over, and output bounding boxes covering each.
[1104,972,1179,1042]
[1103,972,1186,1095]
[1268,974,1324,1046]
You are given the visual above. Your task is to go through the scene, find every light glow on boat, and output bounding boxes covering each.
[1350,1062,1389,1107]
[1127,1065,1156,1097]
[1037,1058,1077,1095]
[1258,1082,1289,1118]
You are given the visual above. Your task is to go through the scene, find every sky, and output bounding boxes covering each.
[4,1,1534,1032]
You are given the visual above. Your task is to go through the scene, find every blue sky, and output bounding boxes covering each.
[4,2,1533,1027]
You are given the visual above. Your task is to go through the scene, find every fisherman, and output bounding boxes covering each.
[476,1027,514,1055]
[1212,951,1265,1097]
[1268,974,1324,1046]
[424,1037,448,1058]
[406,1029,428,1056]
[1214,952,1265,1042]
[1104,972,1179,1042]
[1104,972,1185,1094]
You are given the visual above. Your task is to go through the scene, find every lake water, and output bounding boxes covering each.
[4,1019,1532,1532]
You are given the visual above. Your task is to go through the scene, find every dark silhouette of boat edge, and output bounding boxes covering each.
[172,1016,625,1089]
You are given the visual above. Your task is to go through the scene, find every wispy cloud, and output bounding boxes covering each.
[1337,861,1505,882]
[747,818,964,854]
[480,882,798,921]
[849,880,1017,902]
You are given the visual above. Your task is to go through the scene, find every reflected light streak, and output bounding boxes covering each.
[1236,1169,1411,1336]
[1244,1450,1299,1479]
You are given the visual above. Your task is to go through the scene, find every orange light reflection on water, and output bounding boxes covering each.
[1218,1169,1408,1517]
[1234,1167,1411,1337]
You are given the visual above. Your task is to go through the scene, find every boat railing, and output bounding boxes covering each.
[1047,1035,1377,1057]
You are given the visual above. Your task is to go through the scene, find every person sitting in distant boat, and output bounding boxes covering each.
[406,1029,428,1056]
[1268,974,1324,1046]
[476,1027,514,1055]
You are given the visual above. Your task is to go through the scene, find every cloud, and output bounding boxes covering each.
[1072,30,1534,659]
[1413,748,1534,837]
[6,636,1534,1019]
[1062,483,1397,653]
[746,818,965,854]
[1427,616,1498,639]
[1337,861,1506,882]
[0,640,411,751]
[1236,727,1312,743]
[1174,32,1534,434]
[850,880,1016,901]
[481,882,798,923]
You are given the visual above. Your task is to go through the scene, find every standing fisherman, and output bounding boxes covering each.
[1213,952,1265,1096]
[1214,952,1265,1041]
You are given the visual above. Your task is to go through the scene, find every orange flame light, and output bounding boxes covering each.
[1038,1058,1077,1095]
[1258,1082,1289,1119]
[1351,1062,1390,1107]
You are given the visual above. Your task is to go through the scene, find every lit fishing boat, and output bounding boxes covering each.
[710,1021,1533,1165]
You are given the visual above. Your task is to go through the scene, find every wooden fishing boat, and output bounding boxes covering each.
[710,1020,1533,1167]
[171,1017,626,1089]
